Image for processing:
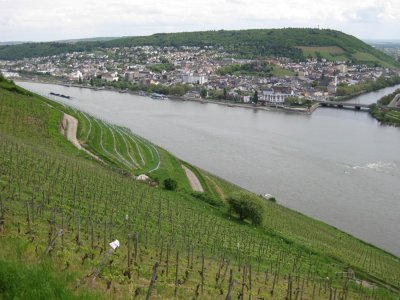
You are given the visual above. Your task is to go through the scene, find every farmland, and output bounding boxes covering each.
[0,77,399,299]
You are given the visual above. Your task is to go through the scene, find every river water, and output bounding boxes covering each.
[17,81,400,256]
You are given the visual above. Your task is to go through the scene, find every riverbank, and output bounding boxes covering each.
[17,78,313,114]
[370,89,400,126]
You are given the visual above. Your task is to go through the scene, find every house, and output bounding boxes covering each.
[242,95,251,103]
[102,72,118,82]
[181,72,208,85]
[259,87,294,105]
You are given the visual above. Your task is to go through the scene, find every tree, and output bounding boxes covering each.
[200,88,208,99]
[163,178,177,191]
[223,88,227,100]
[252,90,258,103]
[227,193,264,226]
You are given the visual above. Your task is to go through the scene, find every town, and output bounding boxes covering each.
[1,45,399,109]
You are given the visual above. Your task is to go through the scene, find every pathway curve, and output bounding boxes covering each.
[182,165,203,192]
[61,113,104,163]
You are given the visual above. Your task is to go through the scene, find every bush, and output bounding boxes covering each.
[227,193,264,225]
[191,192,223,207]
[163,178,177,191]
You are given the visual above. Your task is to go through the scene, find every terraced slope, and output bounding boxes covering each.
[0,77,399,299]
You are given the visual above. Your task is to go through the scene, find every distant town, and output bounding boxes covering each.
[1,45,399,109]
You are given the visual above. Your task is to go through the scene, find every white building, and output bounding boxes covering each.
[181,73,208,85]
[261,89,294,104]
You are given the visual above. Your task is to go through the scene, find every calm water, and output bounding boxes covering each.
[18,82,400,256]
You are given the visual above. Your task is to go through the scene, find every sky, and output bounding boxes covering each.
[0,0,399,42]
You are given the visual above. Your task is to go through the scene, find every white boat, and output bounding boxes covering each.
[151,93,168,100]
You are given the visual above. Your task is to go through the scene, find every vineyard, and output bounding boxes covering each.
[0,79,399,299]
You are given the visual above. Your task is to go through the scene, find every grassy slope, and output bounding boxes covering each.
[1,28,399,68]
[0,80,399,299]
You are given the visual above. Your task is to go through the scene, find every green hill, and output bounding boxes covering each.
[0,28,399,68]
[0,76,399,298]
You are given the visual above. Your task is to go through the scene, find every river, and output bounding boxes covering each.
[17,81,400,256]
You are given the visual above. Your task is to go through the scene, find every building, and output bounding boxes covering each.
[336,64,348,73]
[125,68,139,81]
[102,72,119,82]
[181,73,208,85]
[259,87,294,104]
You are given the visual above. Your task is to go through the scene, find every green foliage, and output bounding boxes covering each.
[377,88,400,106]
[149,63,175,73]
[370,89,400,126]
[0,74,33,96]
[336,76,400,97]
[0,259,100,299]
[190,192,223,207]
[163,178,177,190]
[2,29,398,68]
[370,107,400,127]
[91,79,191,96]
[0,81,399,298]
[227,192,265,225]
[200,88,207,99]
[252,90,258,103]
[217,61,294,77]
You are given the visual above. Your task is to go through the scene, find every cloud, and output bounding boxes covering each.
[0,0,399,41]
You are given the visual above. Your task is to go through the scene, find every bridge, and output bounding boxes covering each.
[315,100,371,111]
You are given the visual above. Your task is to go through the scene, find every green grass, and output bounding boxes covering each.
[298,46,347,61]
[0,240,101,300]
[0,79,399,299]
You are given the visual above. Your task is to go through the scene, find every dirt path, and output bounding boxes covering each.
[182,165,203,192]
[61,113,104,163]
[205,175,226,201]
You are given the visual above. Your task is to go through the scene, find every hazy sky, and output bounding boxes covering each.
[1,0,399,42]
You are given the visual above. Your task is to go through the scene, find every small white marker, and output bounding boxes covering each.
[109,240,120,250]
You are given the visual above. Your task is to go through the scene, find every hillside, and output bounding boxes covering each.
[0,76,400,299]
[0,28,399,68]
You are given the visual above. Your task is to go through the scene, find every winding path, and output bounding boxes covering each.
[61,113,104,163]
[182,165,203,192]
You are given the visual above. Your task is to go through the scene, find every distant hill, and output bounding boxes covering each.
[54,36,120,44]
[0,28,399,68]
[0,41,31,46]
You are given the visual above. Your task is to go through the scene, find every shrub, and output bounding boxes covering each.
[227,193,264,225]
[163,178,177,191]
[191,192,223,207]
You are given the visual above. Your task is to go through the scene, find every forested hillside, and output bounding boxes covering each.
[1,28,399,68]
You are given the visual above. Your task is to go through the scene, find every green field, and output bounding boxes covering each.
[0,76,399,299]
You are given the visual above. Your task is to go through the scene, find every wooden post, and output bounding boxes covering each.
[26,201,32,234]
[225,269,234,300]
[44,229,63,256]
[166,243,170,277]
[127,234,132,279]
[146,262,159,300]
[201,251,205,294]
[89,247,115,286]
[174,251,179,297]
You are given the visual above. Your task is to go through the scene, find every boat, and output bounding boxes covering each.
[49,92,71,99]
[139,91,146,96]
[151,93,168,100]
